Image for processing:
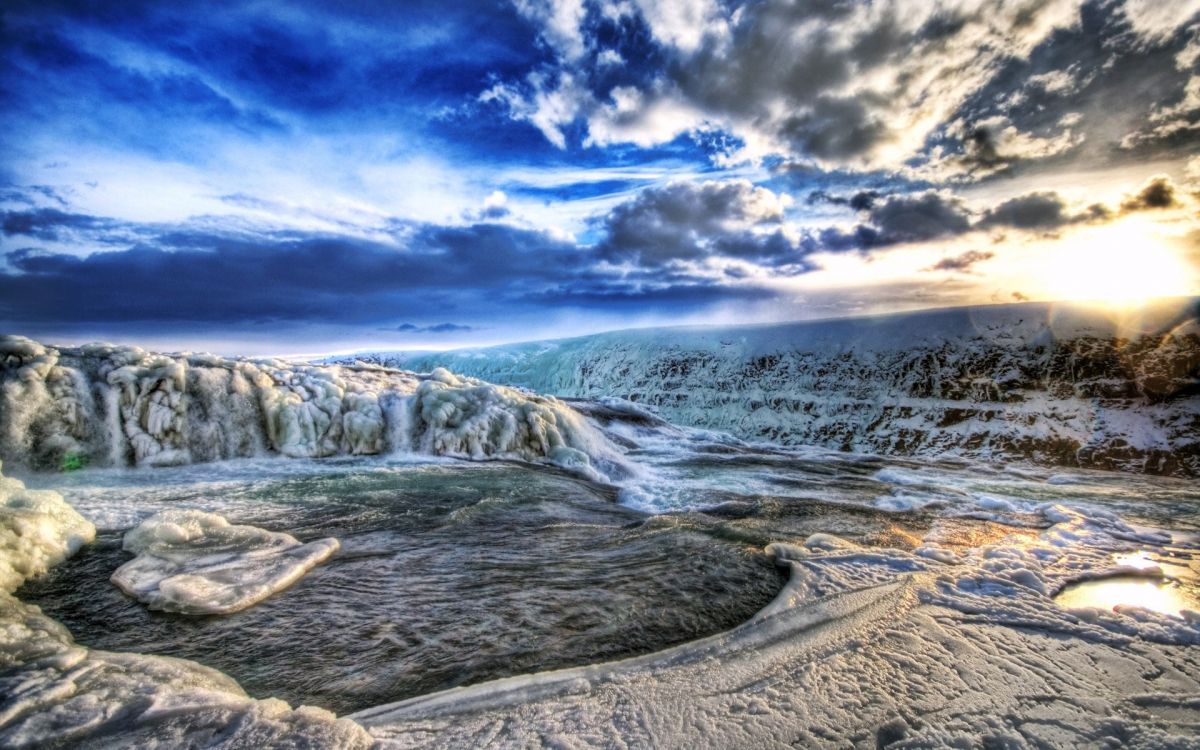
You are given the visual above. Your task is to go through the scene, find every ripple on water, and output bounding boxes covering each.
[18,460,791,715]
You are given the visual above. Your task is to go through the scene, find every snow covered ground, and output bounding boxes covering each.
[343,300,1200,478]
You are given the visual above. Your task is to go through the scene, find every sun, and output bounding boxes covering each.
[1040,217,1198,307]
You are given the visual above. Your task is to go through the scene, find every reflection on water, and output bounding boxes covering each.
[1055,575,1200,618]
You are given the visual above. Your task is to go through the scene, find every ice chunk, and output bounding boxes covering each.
[0,461,95,594]
[111,510,338,615]
[410,371,630,480]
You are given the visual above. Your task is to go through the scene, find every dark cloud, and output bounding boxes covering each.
[808,191,972,252]
[1,208,119,241]
[595,180,797,266]
[0,183,816,328]
[0,184,70,208]
[0,218,590,325]
[383,323,475,334]
[807,175,1178,253]
[497,0,1200,185]
[977,192,1111,230]
[978,192,1070,230]
[942,3,1200,177]
[927,250,995,273]
[1120,175,1183,212]
[806,189,881,211]
[867,192,971,243]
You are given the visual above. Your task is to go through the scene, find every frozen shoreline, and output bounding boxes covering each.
[3,447,1200,747]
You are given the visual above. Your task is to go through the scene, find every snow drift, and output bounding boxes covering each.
[349,300,1200,477]
[0,336,626,480]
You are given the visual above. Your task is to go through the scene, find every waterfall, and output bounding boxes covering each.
[0,336,628,481]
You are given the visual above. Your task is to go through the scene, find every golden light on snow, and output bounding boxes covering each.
[1037,218,1198,307]
[1055,575,1199,618]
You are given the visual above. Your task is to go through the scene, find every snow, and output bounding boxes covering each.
[112,510,339,615]
[0,336,628,482]
[356,300,1200,477]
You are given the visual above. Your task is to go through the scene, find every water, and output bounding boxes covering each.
[21,458,793,714]
[1055,576,1200,617]
[15,410,1200,718]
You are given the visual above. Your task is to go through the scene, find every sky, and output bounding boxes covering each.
[1,0,1199,355]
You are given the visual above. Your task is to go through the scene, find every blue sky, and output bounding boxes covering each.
[2,0,1199,354]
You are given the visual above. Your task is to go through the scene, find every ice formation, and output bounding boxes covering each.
[0,335,625,480]
[361,300,1200,477]
[356,502,1200,748]
[0,460,94,595]
[112,510,339,615]
[0,463,373,748]
[3,432,1200,745]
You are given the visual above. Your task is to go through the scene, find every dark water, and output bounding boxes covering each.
[24,460,884,715]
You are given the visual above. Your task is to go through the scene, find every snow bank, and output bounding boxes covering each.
[0,336,626,481]
[372,300,1200,477]
[112,510,339,615]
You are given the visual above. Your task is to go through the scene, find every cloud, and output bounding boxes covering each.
[494,0,1200,187]
[594,179,798,265]
[384,322,475,334]
[805,172,1183,253]
[806,190,972,252]
[978,192,1110,230]
[0,217,592,325]
[866,192,972,243]
[504,0,1088,171]
[0,183,815,328]
[927,250,995,273]
[1119,175,1184,212]
[1,209,122,241]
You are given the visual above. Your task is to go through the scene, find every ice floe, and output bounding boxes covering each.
[111,510,339,615]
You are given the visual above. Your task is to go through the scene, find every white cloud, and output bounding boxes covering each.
[1121,0,1200,44]
[483,190,508,210]
[629,0,727,53]
[510,0,1087,171]
[512,0,589,60]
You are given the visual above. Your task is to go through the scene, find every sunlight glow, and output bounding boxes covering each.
[1055,575,1199,618]
[1040,219,1198,307]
